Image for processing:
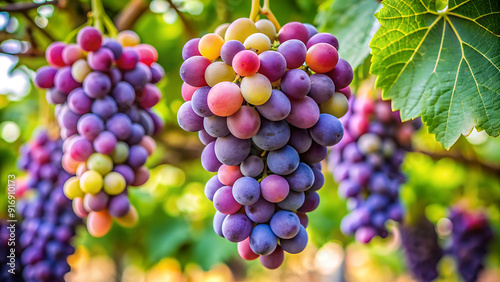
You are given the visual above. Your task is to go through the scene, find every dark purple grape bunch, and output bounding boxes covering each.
[329,96,420,243]
[177,18,353,269]
[449,207,494,282]
[34,27,164,236]
[18,130,83,282]
[0,221,23,282]
[399,216,443,282]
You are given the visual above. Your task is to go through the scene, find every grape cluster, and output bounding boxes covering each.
[0,221,23,282]
[399,216,443,282]
[34,27,164,237]
[449,208,494,282]
[329,96,419,243]
[177,18,352,269]
[17,131,82,281]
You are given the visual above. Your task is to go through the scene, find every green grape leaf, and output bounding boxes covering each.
[370,0,500,149]
[316,0,382,69]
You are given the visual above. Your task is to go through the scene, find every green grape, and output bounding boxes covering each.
[321,92,349,118]
[111,141,129,164]
[87,153,114,175]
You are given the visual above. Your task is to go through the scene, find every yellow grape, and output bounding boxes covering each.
[79,170,103,195]
[117,30,140,47]
[115,206,138,227]
[205,61,237,87]
[103,172,126,195]
[63,176,83,199]
[214,23,230,38]
[240,73,272,105]
[255,19,276,42]
[320,92,349,118]
[71,59,91,83]
[199,33,225,61]
[87,210,113,237]
[244,33,271,54]
[224,18,258,43]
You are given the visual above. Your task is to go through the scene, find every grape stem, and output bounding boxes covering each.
[261,0,281,31]
[90,0,118,37]
[249,0,281,31]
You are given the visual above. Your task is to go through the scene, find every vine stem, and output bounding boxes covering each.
[261,0,281,31]
[249,0,261,21]
[91,0,105,33]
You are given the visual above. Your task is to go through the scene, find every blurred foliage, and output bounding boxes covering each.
[0,0,499,281]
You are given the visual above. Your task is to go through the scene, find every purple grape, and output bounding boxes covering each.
[245,197,275,223]
[106,113,132,140]
[177,101,204,132]
[300,141,327,164]
[281,69,311,100]
[303,23,318,39]
[182,38,201,60]
[307,33,339,50]
[46,88,67,105]
[213,211,227,237]
[214,134,251,166]
[88,47,115,71]
[201,141,222,172]
[288,127,312,154]
[310,114,344,146]
[83,71,111,98]
[54,67,81,94]
[35,66,58,89]
[108,194,131,217]
[297,191,320,212]
[285,162,315,192]
[221,40,246,65]
[308,74,335,104]
[102,38,123,59]
[267,145,300,175]
[258,51,287,82]
[252,119,290,151]
[205,175,224,201]
[127,145,148,169]
[249,224,278,255]
[91,96,118,120]
[191,86,214,117]
[240,155,264,177]
[326,58,353,90]
[68,88,92,115]
[113,164,135,184]
[280,225,308,254]
[204,115,229,137]
[255,90,291,121]
[198,129,216,145]
[222,213,253,242]
[123,62,151,90]
[277,39,307,69]
[93,131,117,154]
[77,113,105,140]
[112,81,135,107]
[270,210,300,239]
[277,191,305,211]
[232,177,260,205]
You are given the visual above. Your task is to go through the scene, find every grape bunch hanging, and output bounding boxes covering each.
[17,131,82,282]
[399,215,443,282]
[329,95,420,243]
[449,207,494,282]
[34,26,164,237]
[177,11,353,268]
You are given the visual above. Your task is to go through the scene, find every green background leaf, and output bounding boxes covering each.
[316,0,381,70]
[370,0,500,148]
